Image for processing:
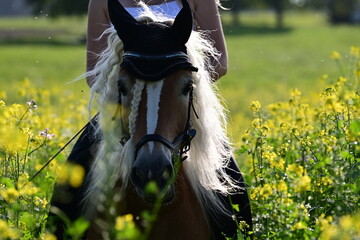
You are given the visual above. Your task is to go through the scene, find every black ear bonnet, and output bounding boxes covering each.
[108,0,198,81]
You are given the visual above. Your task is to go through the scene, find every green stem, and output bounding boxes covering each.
[16,108,30,126]
[28,140,47,156]
[335,59,345,77]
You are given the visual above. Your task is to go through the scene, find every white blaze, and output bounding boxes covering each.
[146,80,164,152]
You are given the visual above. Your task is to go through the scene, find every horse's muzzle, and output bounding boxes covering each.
[130,146,175,203]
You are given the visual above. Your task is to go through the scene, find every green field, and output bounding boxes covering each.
[1,12,359,129]
[0,11,359,239]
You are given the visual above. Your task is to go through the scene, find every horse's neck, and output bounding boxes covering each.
[122,167,212,240]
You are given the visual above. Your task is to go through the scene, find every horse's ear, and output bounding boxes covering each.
[108,0,138,41]
[171,0,193,44]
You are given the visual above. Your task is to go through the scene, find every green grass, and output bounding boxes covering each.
[220,11,360,113]
[0,16,88,103]
[0,45,88,102]
[0,16,86,44]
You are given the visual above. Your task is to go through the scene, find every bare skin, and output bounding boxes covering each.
[86,0,228,86]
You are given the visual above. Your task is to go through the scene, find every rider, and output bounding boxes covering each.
[87,0,228,86]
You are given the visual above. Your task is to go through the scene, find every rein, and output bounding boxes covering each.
[27,114,98,183]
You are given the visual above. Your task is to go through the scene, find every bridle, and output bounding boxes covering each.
[118,51,199,163]
[133,87,198,162]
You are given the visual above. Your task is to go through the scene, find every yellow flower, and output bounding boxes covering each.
[250,183,274,200]
[299,136,312,147]
[115,214,135,231]
[354,68,360,77]
[320,74,329,82]
[330,50,342,60]
[291,221,307,230]
[57,163,85,188]
[0,91,7,100]
[320,225,338,240]
[350,46,359,58]
[34,196,48,209]
[294,175,311,193]
[20,184,40,196]
[251,118,261,129]
[0,219,8,232]
[69,165,85,188]
[0,188,20,204]
[339,215,352,231]
[317,214,332,231]
[318,130,326,137]
[317,177,333,188]
[322,135,338,152]
[238,221,250,231]
[287,164,305,176]
[249,101,261,113]
[250,186,260,200]
[261,184,273,198]
[261,124,270,133]
[43,233,57,240]
[0,219,21,239]
[337,76,347,84]
[0,100,5,108]
[276,180,288,192]
[268,102,280,113]
[290,88,302,98]
[0,126,28,153]
[269,157,284,170]
[280,196,293,207]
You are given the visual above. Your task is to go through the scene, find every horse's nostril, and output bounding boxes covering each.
[131,167,144,188]
[162,168,170,181]
[160,165,174,185]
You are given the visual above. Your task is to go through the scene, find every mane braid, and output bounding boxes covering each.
[129,80,145,137]
[84,10,242,220]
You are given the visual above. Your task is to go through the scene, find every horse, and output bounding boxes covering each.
[48,0,252,239]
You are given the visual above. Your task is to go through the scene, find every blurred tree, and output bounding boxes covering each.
[221,0,246,25]
[26,0,88,17]
[267,0,286,28]
[326,0,357,23]
[289,0,326,10]
[221,0,266,25]
[303,0,326,10]
[221,0,288,28]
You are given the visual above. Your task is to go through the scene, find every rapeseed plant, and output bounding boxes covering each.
[238,46,360,239]
[0,79,88,239]
[0,46,359,239]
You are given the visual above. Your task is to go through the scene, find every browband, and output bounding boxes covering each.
[123,51,191,61]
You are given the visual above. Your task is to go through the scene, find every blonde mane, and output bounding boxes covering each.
[84,9,240,218]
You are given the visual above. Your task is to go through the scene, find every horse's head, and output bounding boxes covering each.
[117,69,196,202]
[108,0,198,203]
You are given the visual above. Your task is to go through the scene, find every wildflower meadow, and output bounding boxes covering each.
[237,46,360,239]
[0,10,360,238]
[0,80,89,239]
[0,46,358,239]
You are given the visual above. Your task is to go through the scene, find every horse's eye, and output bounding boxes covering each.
[117,81,128,96]
[182,82,193,96]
